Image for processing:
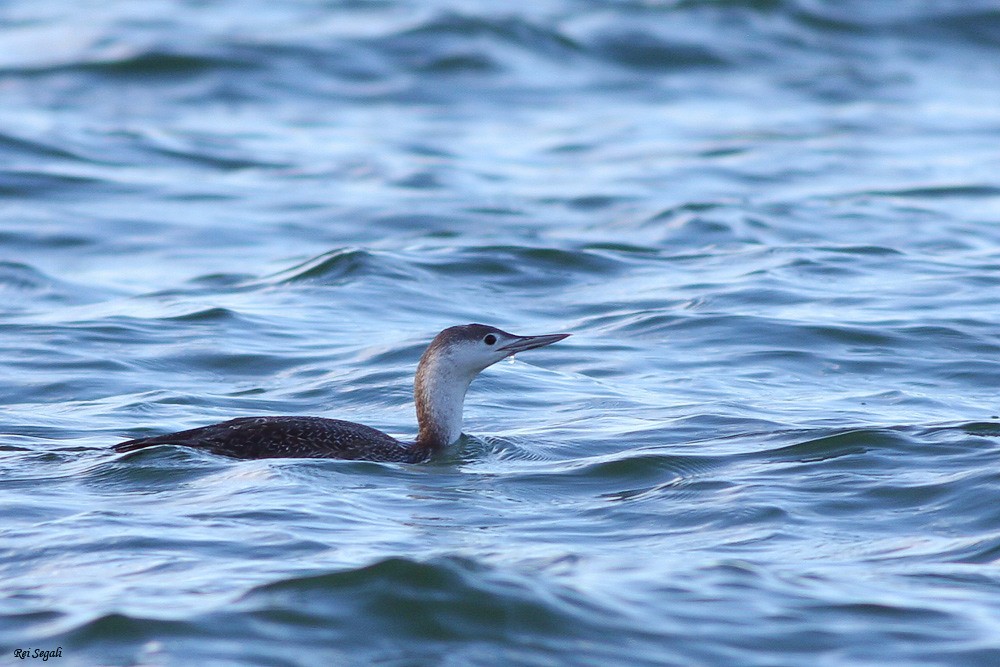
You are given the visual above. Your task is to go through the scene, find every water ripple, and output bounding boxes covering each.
[5,0,1000,664]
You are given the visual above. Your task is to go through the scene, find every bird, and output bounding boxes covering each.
[113,324,569,462]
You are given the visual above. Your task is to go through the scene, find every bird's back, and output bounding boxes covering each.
[114,416,422,462]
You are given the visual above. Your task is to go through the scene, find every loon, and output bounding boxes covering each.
[114,324,569,462]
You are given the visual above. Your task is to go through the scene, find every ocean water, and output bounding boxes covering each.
[3,0,1000,664]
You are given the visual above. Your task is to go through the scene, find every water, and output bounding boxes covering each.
[3,0,1000,664]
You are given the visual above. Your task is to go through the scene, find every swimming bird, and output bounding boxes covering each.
[114,324,569,462]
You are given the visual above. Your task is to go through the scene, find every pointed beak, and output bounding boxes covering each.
[497,332,570,355]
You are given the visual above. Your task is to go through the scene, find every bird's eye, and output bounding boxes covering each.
[484,334,497,345]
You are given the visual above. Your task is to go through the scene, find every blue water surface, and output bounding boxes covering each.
[3,0,1000,665]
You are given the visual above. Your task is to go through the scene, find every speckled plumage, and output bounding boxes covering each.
[114,416,426,462]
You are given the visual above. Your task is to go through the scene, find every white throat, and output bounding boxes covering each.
[414,350,476,448]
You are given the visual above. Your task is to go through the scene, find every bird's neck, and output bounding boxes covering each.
[413,352,473,451]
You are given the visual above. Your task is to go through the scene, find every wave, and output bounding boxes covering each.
[4,2,993,108]
[260,248,420,287]
[34,557,641,665]
[0,261,111,313]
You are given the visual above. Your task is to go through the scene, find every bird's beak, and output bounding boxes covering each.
[498,333,570,355]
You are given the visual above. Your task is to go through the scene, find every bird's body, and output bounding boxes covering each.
[114,416,423,462]
[114,324,568,462]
